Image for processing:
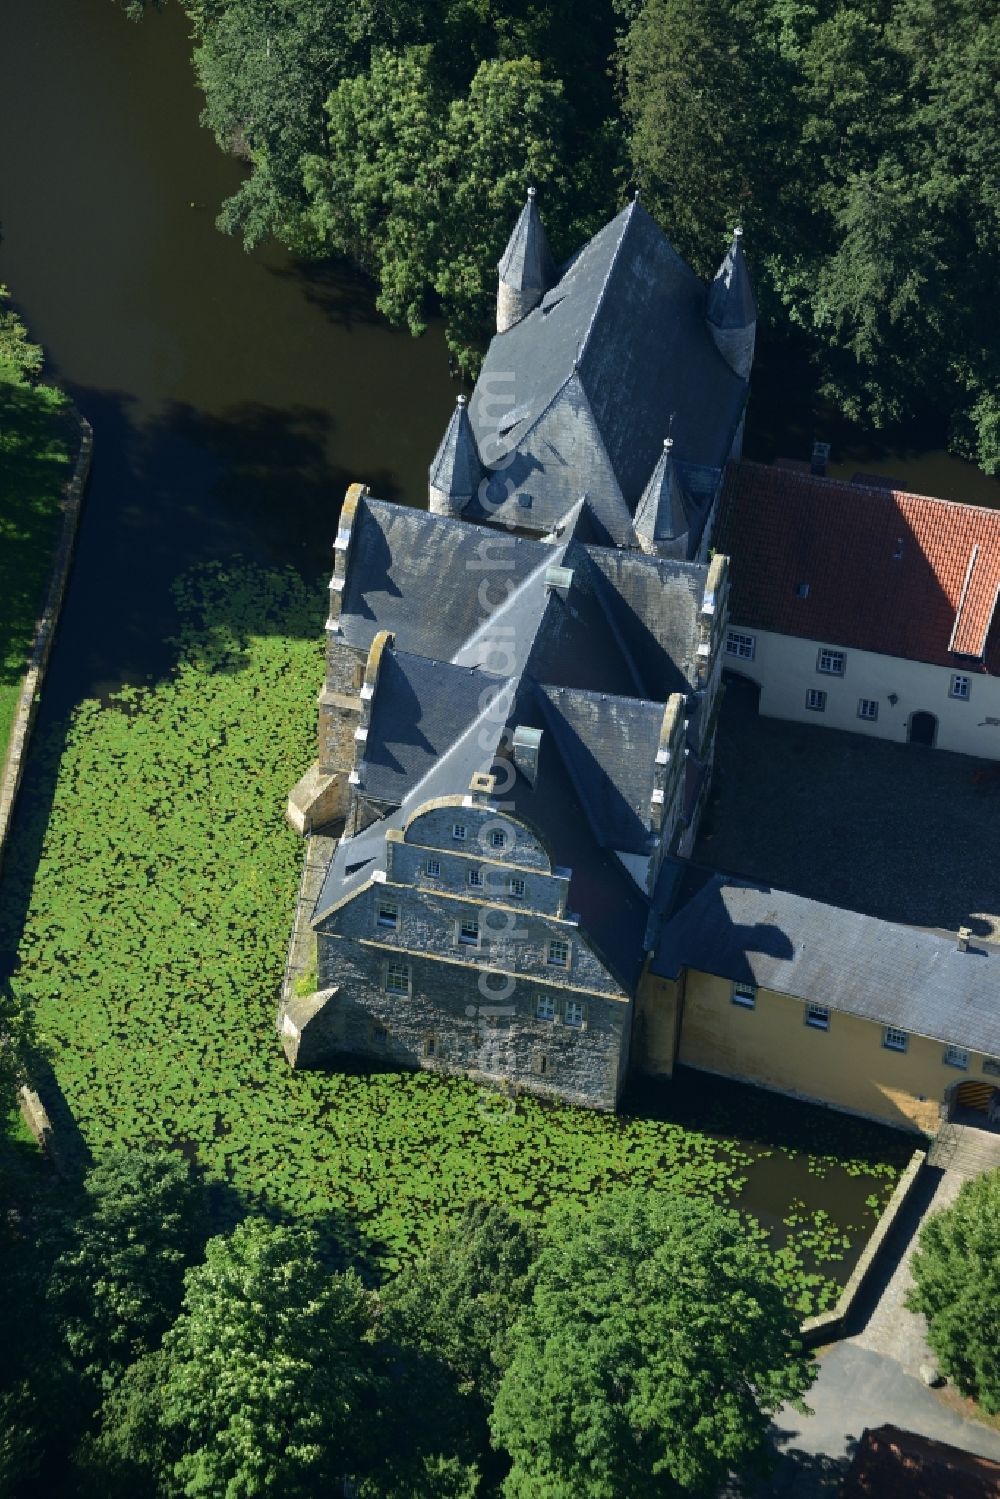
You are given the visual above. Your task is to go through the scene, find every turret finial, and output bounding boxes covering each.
[457,393,467,407]
[527,185,537,199]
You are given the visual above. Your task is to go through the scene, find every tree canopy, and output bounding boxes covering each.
[490,1190,814,1498]
[119,0,999,468]
[907,1169,1000,1412]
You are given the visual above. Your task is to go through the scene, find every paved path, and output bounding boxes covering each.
[745,1163,1000,1495]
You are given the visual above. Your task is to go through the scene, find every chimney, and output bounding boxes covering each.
[811,441,831,477]
[544,564,573,600]
[468,772,497,807]
[957,925,972,952]
[512,725,542,787]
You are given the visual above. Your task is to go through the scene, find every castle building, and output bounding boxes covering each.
[282,193,740,1108]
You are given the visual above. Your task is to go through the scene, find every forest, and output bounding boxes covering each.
[120,0,1000,471]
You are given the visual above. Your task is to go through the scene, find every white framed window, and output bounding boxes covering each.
[805,688,827,712]
[725,629,756,661]
[564,999,586,1029]
[489,829,507,849]
[384,961,410,996]
[943,1045,969,1070]
[536,993,555,1021]
[509,876,526,898]
[817,648,846,676]
[459,918,480,947]
[424,858,440,877]
[468,869,484,888]
[805,1003,830,1030]
[982,1057,1000,1078]
[883,1026,908,1052]
[547,939,570,968]
[452,823,467,842]
[376,901,399,929]
[857,698,879,722]
[731,981,756,1009]
[950,674,971,700]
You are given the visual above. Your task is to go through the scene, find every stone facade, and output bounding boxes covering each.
[313,797,632,1109]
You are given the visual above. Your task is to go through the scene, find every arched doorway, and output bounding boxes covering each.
[908,711,937,746]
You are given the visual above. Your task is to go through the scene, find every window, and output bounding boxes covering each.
[424,1035,436,1057]
[532,1052,549,1076]
[725,629,756,661]
[384,961,410,996]
[376,901,398,929]
[805,1003,830,1030]
[796,582,810,599]
[731,982,756,1009]
[459,918,480,946]
[425,858,440,877]
[536,993,555,1021]
[817,648,846,676]
[943,1045,969,1070]
[452,823,467,842]
[547,939,570,968]
[883,1026,908,1053]
[805,688,827,712]
[372,1024,388,1045]
[468,869,484,888]
[352,662,366,690]
[509,876,526,898]
[564,1000,585,1029]
[489,829,507,850]
[950,674,971,700]
[518,493,533,510]
[857,698,879,722]
[983,1057,1000,1078]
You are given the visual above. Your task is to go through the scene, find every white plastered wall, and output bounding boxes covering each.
[726,625,1000,760]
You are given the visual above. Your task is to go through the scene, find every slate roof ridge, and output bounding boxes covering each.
[573,199,640,370]
[449,540,567,670]
[538,681,667,714]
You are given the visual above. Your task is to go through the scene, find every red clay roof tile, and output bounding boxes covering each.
[717,462,1000,673]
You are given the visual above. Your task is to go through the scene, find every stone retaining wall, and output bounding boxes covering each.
[0,412,92,875]
[800,1147,926,1347]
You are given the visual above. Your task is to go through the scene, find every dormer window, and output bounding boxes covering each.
[490,830,507,850]
[452,823,467,842]
[377,901,399,929]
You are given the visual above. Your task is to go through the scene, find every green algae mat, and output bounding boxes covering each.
[1,564,907,1313]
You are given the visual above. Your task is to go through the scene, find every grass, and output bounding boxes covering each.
[0,563,906,1312]
[0,328,72,762]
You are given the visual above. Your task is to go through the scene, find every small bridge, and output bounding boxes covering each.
[927,1121,1000,1177]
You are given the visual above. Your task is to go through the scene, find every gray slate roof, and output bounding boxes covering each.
[361,652,504,805]
[468,200,748,534]
[633,439,693,554]
[428,396,482,501]
[536,685,663,854]
[653,871,1000,1058]
[498,188,556,294]
[707,231,756,330]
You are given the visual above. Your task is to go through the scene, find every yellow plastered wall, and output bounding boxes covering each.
[677,970,951,1133]
[634,963,684,1077]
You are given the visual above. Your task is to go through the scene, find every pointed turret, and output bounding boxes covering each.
[497,186,556,334]
[707,226,756,380]
[633,438,693,560]
[429,395,482,517]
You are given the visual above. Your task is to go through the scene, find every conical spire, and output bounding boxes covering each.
[706,227,756,379]
[428,395,482,517]
[497,187,556,333]
[634,437,692,559]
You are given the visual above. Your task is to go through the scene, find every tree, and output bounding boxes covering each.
[96,1218,377,1497]
[47,1148,207,1390]
[490,1190,814,1498]
[907,1169,1000,1412]
[382,1200,538,1403]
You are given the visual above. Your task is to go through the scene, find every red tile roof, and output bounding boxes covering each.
[717,461,1000,673]
[842,1424,1000,1498]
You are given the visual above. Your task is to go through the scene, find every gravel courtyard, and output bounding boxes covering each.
[695,678,1000,941]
